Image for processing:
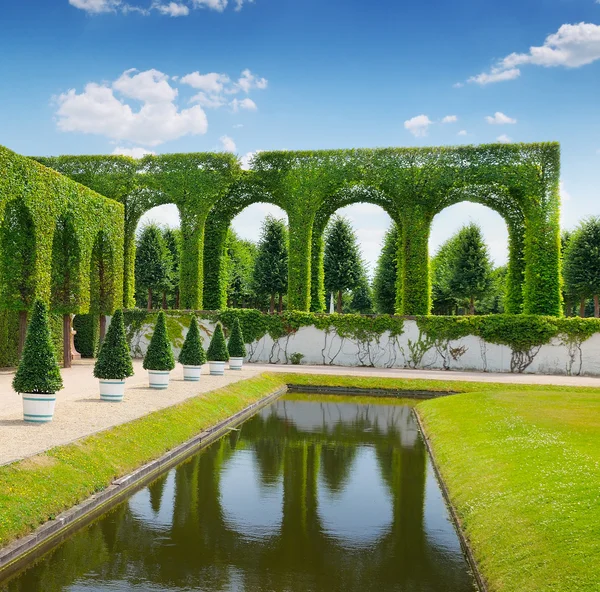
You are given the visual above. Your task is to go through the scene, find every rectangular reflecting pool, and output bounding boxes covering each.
[1,394,478,591]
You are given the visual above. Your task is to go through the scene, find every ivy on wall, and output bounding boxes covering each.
[37,143,561,316]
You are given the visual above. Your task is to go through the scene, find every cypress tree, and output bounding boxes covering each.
[227,317,247,358]
[252,217,288,313]
[13,300,63,394]
[179,316,207,366]
[94,310,134,380]
[373,224,399,314]
[135,224,172,310]
[143,311,175,371]
[207,322,229,362]
[324,215,362,313]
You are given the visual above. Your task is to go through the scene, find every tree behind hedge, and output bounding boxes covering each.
[13,300,63,394]
[227,317,247,358]
[563,217,600,317]
[143,311,175,371]
[163,228,181,309]
[373,224,399,314]
[349,267,374,314]
[324,216,362,313]
[207,322,229,361]
[447,223,492,315]
[226,230,258,308]
[135,224,172,310]
[94,310,134,380]
[431,234,461,315]
[253,217,288,313]
[179,316,207,366]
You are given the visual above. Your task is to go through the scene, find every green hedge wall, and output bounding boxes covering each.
[73,314,99,358]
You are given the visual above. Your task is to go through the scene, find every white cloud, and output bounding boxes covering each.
[154,2,189,15]
[485,111,517,125]
[234,0,254,9]
[69,0,120,13]
[404,114,433,137]
[458,130,467,136]
[453,82,464,88]
[191,0,227,10]
[496,134,512,144]
[55,69,208,146]
[112,146,156,158]
[190,92,226,108]
[442,115,458,124]
[219,135,236,153]
[234,69,268,93]
[230,97,257,112]
[181,71,230,93]
[239,150,260,170]
[468,23,600,84]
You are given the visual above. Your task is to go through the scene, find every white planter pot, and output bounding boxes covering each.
[229,357,244,371]
[148,370,170,389]
[183,365,202,381]
[209,361,226,376]
[22,393,56,423]
[99,378,126,402]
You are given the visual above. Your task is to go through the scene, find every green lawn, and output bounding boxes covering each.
[418,389,600,592]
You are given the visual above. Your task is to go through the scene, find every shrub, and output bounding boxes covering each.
[227,317,247,358]
[290,352,304,365]
[12,300,63,394]
[73,314,99,358]
[94,310,134,380]
[143,311,175,371]
[207,322,229,362]
[178,316,207,366]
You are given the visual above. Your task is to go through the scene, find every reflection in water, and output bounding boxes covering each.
[2,396,477,592]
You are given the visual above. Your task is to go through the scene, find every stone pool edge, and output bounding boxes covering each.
[0,384,287,582]
[414,409,487,592]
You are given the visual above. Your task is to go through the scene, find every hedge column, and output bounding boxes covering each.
[287,208,315,311]
[179,206,208,310]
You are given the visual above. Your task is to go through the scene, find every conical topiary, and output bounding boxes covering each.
[227,317,246,358]
[94,310,134,380]
[143,311,175,371]
[179,316,207,366]
[13,300,63,394]
[207,322,229,362]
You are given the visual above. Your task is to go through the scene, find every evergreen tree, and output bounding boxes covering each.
[561,230,576,316]
[207,322,229,362]
[226,230,257,308]
[431,234,461,315]
[477,266,507,314]
[163,228,181,309]
[349,267,374,314]
[373,224,399,314]
[324,216,362,313]
[252,217,288,313]
[135,224,172,310]
[179,316,207,366]
[563,217,600,317]
[447,223,492,315]
[227,317,247,358]
[13,300,63,394]
[94,309,134,379]
[143,311,175,371]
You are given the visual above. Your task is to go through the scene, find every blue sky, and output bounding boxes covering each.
[1,0,600,272]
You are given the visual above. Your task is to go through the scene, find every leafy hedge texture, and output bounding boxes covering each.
[227,317,247,358]
[73,314,99,358]
[13,301,63,394]
[178,316,207,366]
[143,311,175,371]
[37,143,560,316]
[207,322,229,362]
[94,309,134,380]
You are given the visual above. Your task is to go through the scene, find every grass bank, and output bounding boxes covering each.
[418,389,600,592]
[0,373,286,548]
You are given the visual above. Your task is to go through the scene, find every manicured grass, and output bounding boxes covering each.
[0,373,286,548]
[418,389,600,592]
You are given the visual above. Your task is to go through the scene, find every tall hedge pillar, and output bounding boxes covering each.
[504,222,526,314]
[309,226,326,312]
[400,211,431,315]
[394,222,404,315]
[202,212,229,311]
[287,210,314,311]
[179,207,208,310]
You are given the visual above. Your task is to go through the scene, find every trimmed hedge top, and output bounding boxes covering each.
[207,322,229,362]
[143,311,175,371]
[13,300,63,394]
[94,309,134,380]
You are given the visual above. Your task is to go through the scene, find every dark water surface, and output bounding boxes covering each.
[2,395,477,591]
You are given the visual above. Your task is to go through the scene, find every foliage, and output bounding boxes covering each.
[225,229,258,307]
[73,314,99,358]
[324,215,362,312]
[252,216,288,311]
[0,146,124,314]
[13,300,63,394]
[135,224,172,308]
[477,266,507,314]
[93,309,134,380]
[163,228,182,308]
[419,388,600,591]
[431,232,461,315]
[290,352,304,365]
[207,322,229,361]
[373,224,399,314]
[227,317,247,358]
[178,315,207,366]
[348,267,374,314]
[143,310,175,371]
